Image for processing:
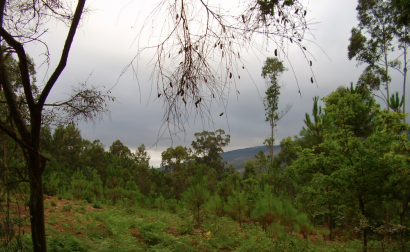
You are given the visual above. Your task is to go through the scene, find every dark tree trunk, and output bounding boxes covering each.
[359,194,367,252]
[28,152,47,252]
[400,196,410,252]
[328,203,333,241]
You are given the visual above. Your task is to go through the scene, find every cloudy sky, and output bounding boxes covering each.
[25,0,408,167]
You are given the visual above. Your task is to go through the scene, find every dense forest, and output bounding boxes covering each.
[1,0,410,251]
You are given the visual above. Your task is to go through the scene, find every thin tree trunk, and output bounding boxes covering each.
[403,30,407,123]
[270,117,274,166]
[384,43,390,112]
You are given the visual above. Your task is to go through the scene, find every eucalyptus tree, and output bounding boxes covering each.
[261,57,292,166]
[191,129,230,180]
[348,0,397,110]
[349,0,409,119]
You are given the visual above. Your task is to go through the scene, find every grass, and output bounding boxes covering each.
[0,195,396,252]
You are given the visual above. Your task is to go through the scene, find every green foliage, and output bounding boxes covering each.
[86,169,104,202]
[46,172,60,196]
[206,193,224,217]
[242,160,257,180]
[261,57,288,165]
[61,204,73,212]
[182,165,210,225]
[191,129,230,180]
[109,139,131,157]
[70,169,88,201]
[224,181,248,227]
[388,91,404,112]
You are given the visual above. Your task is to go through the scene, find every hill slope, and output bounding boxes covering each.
[221,145,281,171]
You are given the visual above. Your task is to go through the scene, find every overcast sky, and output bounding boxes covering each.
[25,0,409,167]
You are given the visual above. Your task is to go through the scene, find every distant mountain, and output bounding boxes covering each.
[158,145,281,171]
[221,145,281,171]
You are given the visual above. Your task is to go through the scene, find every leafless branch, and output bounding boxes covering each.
[127,0,312,138]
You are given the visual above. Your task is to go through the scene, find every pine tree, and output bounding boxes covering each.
[46,172,60,196]
[224,181,248,227]
[182,165,210,226]
[70,169,88,201]
[206,193,224,217]
[86,169,103,201]
[242,160,257,181]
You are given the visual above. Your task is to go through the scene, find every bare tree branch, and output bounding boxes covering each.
[127,0,312,138]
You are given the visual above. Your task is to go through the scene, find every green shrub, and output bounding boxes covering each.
[61,204,73,212]
[92,197,103,209]
[50,200,57,207]
[75,205,87,213]
[47,234,88,252]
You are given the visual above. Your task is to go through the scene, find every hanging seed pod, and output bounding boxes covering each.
[275,49,277,56]
[158,93,161,98]
[303,46,307,50]
[219,112,224,116]
[295,9,299,14]
[310,61,312,66]
[310,77,314,83]
[304,10,307,16]
[229,72,232,78]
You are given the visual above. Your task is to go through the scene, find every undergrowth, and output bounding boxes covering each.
[0,197,394,252]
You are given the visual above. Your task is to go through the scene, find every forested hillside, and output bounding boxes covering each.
[221,145,280,171]
[1,0,410,251]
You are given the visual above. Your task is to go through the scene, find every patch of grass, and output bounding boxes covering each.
[49,215,56,224]
[75,213,84,223]
[61,203,73,212]
[75,205,87,213]
[47,234,89,252]
[50,200,57,207]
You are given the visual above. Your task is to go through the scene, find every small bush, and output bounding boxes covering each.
[92,197,103,209]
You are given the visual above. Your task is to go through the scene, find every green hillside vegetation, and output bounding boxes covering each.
[1,0,410,251]
[2,84,410,251]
